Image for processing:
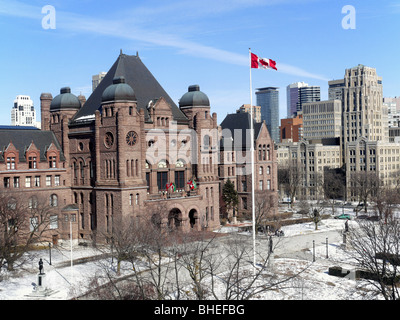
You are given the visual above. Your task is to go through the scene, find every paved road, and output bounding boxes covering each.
[226,228,345,262]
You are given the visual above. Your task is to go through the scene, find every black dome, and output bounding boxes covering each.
[179,85,210,108]
[50,87,81,111]
[101,77,136,102]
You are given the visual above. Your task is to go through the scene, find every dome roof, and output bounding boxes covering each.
[179,85,210,108]
[50,87,81,111]
[101,77,136,103]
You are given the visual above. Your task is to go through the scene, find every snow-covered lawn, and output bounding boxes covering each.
[0,217,376,300]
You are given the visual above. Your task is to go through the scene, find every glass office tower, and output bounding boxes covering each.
[256,87,280,143]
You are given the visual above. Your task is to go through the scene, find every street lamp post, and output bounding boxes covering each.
[313,240,315,262]
[326,238,329,259]
[48,243,52,265]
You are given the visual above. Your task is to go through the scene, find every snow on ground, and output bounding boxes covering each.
[0,212,376,300]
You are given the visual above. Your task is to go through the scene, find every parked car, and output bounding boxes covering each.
[334,213,352,220]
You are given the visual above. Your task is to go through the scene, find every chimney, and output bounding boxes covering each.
[40,93,53,131]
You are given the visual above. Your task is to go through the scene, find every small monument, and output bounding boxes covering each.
[26,258,57,298]
[37,258,45,290]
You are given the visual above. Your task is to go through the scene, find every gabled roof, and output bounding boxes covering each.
[220,112,263,151]
[0,128,65,162]
[71,53,188,124]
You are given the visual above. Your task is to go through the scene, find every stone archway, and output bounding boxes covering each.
[188,209,198,229]
[168,208,182,230]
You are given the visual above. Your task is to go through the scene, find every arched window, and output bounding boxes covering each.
[73,162,78,181]
[126,160,130,177]
[50,194,58,207]
[157,160,168,191]
[48,154,57,168]
[175,159,185,189]
[28,196,38,209]
[158,160,168,168]
[176,159,185,168]
[80,161,85,181]
[262,144,266,160]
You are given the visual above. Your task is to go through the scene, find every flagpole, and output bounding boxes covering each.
[249,48,257,272]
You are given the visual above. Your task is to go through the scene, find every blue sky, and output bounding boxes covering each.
[0,0,399,125]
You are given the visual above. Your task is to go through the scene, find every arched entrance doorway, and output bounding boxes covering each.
[188,209,198,229]
[168,208,182,230]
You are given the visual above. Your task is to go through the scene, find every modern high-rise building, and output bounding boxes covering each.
[287,82,307,118]
[328,79,345,101]
[236,104,261,123]
[92,72,107,92]
[298,86,320,113]
[286,82,320,118]
[11,95,40,128]
[256,87,280,143]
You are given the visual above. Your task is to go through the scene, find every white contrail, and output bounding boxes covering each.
[0,0,329,81]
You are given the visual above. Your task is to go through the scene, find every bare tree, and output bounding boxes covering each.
[174,232,221,300]
[211,234,311,300]
[252,190,277,235]
[92,202,180,300]
[75,258,157,300]
[349,171,380,214]
[308,206,323,231]
[347,217,400,300]
[323,168,346,214]
[278,162,302,208]
[0,193,56,271]
[371,185,399,222]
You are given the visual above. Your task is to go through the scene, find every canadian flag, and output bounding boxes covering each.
[251,52,277,71]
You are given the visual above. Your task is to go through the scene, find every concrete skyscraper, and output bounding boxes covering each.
[329,64,388,144]
[256,87,280,143]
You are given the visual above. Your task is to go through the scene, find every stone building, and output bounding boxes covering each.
[219,112,278,218]
[277,139,341,201]
[0,126,72,245]
[1,52,222,245]
[0,52,280,245]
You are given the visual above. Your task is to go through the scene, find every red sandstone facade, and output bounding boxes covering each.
[0,53,278,245]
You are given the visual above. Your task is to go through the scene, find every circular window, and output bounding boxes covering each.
[126,131,138,146]
[104,132,114,148]
[78,142,84,151]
